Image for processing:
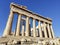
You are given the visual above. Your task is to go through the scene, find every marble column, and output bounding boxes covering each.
[47,24,52,38]
[39,21,42,38]
[50,24,55,38]
[43,22,47,38]
[3,10,14,36]
[16,14,21,36]
[22,25,25,36]
[25,17,29,36]
[33,19,36,37]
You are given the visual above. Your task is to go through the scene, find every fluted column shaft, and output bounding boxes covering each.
[47,24,52,38]
[3,10,14,36]
[50,25,55,38]
[43,22,47,38]
[33,19,36,37]
[22,25,25,36]
[39,21,42,37]
[25,17,29,36]
[16,14,21,36]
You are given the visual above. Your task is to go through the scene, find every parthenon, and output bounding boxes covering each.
[0,3,60,45]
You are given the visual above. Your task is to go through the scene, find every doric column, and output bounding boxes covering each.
[50,24,55,38]
[25,17,29,36]
[47,24,52,38]
[3,10,14,37]
[39,21,42,38]
[43,22,47,38]
[22,25,25,36]
[33,19,36,37]
[16,14,21,36]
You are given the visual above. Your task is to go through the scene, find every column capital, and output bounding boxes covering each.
[33,18,36,20]
[18,13,22,15]
[43,21,46,25]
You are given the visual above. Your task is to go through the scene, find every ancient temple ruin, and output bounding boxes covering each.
[0,3,60,45]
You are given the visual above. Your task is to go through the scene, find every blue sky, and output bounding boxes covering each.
[0,0,60,37]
